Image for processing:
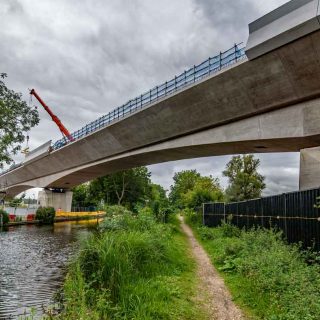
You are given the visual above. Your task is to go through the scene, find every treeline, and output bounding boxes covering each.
[72,154,266,212]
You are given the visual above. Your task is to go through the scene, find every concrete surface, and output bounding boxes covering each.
[246,0,320,59]
[38,190,73,212]
[300,147,320,190]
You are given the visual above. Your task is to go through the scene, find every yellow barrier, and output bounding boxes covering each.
[56,211,105,217]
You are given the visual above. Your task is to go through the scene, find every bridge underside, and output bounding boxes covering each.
[5,97,320,197]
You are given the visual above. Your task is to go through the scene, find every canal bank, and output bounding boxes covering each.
[2,212,106,227]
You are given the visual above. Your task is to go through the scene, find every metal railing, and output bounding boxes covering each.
[52,43,246,150]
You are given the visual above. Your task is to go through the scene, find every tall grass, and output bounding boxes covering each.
[55,210,205,319]
[187,212,320,320]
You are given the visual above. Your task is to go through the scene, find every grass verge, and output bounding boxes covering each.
[185,211,320,320]
[53,211,206,320]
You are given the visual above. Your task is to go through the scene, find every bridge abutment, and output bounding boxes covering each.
[299,147,320,190]
[38,189,73,212]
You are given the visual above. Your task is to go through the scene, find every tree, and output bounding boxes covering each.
[169,170,224,209]
[72,184,96,208]
[0,74,39,168]
[223,155,266,202]
[182,176,224,209]
[149,183,170,220]
[9,193,26,208]
[88,167,152,209]
[169,170,201,208]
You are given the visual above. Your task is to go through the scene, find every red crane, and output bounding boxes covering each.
[30,89,74,142]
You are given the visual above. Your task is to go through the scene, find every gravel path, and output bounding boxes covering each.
[179,216,245,320]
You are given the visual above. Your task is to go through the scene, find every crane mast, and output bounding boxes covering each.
[30,89,74,142]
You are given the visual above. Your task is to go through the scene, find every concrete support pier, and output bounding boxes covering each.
[300,147,320,190]
[38,189,73,212]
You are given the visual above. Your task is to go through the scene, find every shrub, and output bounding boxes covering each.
[197,226,217,240]
[0,209,9,225]
[104,205,133,217]
[35,206,55,224]
[219,221,241,238]
[184,208,202,226]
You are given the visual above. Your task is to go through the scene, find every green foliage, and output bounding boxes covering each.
[184,208,202,227]
[169,170,224,209]
[0,208,9,225]
[104,205,133,217]
[197,226,217,240]
[0,74,39,168]
[223,154,265,202]
[88,167,152,209]
[35,207,55,224]
[9,193,25,208]
[169,170,201,207]
[182,176,224,209]
[72,169,170,216]
[220,220,241,238]
[148,183,173,222]
[71,184,96,208]
[56,213,204,319]
[189,219,320,320]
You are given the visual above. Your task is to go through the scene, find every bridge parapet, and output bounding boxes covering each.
[246,0,320,59]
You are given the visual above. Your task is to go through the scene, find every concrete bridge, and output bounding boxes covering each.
[2,0,320,211]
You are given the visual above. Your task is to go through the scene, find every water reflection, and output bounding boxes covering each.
[0,220,98,319]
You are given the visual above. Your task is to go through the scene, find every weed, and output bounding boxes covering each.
[188,217,320,319]
[54,212,205,319]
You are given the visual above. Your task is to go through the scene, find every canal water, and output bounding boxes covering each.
[0,220,99,319]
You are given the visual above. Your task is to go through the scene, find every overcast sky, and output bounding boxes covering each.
[1,0,299,197]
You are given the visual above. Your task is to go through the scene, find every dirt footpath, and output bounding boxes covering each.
[179,216,245,320]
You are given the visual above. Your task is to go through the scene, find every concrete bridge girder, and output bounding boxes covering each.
[6,97,320,199]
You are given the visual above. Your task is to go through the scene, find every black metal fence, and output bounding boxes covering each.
[203,188,320,250]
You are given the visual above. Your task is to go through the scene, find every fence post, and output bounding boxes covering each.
[234,43,237,62]
[219,52,222,70]
[202,203,205,226]
[165,81,167,95]
[156,86,158,98]
[193,65,196,82]
[284,193,288,239]
[208,57,211,75]
[223,202,226,223]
